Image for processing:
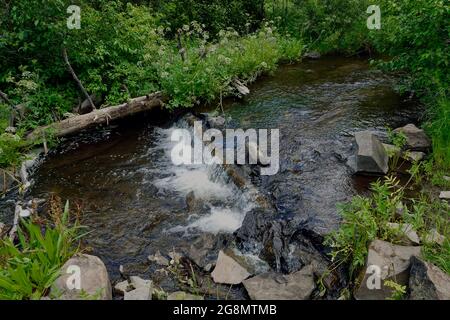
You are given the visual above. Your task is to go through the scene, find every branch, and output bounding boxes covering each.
[62,47,96,110]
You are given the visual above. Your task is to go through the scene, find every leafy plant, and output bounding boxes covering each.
[0,200,84,300]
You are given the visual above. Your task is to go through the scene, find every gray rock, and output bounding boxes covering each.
[124,286,152,300]
[167,291,204,300]
[211,250,252,284]
[243,265,315,300]
[387,223,420,245]
[115,276,152,300]
[423,229,445,246]
[405,151,426,163]
[52,254,112,300]
[443,176,450,182]
[355,131,389,174]
[409,256,450,300]
[0,222,5,236]
[439,191,450,200]
[394,124,431,151]
[354,239,421,300]
[207,116,226,129]
[303,51,321,59]
[148,250,169,267]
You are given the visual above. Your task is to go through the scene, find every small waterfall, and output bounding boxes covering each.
[151,121,255,235]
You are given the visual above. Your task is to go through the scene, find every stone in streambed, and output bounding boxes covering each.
[394,124,431,151]
[211,250,251,285]
[409,256,450,300]
[51,254,112,300]
[243,265,315,300]
[354,239,421,300]
[355,131,389,174]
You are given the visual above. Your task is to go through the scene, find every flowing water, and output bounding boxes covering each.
[10,56,422,283]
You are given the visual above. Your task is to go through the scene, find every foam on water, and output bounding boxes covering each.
[151,125,253,234]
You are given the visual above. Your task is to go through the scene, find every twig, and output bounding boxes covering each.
[62,48,96,110]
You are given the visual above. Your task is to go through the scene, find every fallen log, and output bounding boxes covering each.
[27,92,165,140]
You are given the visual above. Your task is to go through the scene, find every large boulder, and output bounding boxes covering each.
[354,240,421,300]
[51,254,112,300]
[354,131,389,174]
[409,256,450,300]
[211,250,252,285]
[394,124,431,151]
[243,265,315,300]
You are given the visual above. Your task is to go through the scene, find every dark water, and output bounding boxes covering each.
[23,56,421,283]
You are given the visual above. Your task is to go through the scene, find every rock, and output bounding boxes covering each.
[394,124,431,151]
[114,280,132,295]
[0,222,5,236]
[206,116,226,129]
[243,265,315,300]
[303,51,321,59]
[439,191,450,200]
[186,233,220,270]
[387,223,420,245]
[443,176,450,182]
[423,229,446,246]
[4,126,16,134]
[148,250,169,267]
[355,131,389,174]
[354,239,421,300]
[409,256,450,300]
[51,254,112,300]
[405,151,426,163]
[121,276,153,300]
[383,143,401,158]
[117,276,153,300]
[167,291,204,300]
[232,79,250,96]
[211,250,252,284]
[125,286,152,300]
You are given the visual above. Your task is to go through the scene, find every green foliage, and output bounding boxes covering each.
[0,201,84,300]
[384,280,406,300]
[326,176,449,280]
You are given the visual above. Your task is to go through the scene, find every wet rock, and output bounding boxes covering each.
[167,291,204,300]
[303,51,321,59]
[439,191,450,200]
[394,124,431,151]
[148,250,169,267]
[409,256,450,300]
[423,229,445,246]
[185,233,230,270]
[405,151,426,163]
[243,265,315,300]
[354,131,389,174]
[52,254,112,300]
[232,79,250,96]
[185,191,208,213]
[354,240,421,300]
[211,250,252,284]
[387,223,420,245]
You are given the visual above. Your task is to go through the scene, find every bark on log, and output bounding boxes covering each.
[27,92,164,140]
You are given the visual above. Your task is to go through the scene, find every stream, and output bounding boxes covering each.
[3,56,424,297]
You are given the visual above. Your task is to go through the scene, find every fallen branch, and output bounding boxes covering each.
[27,92,165,140]
[63,47,96,110]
